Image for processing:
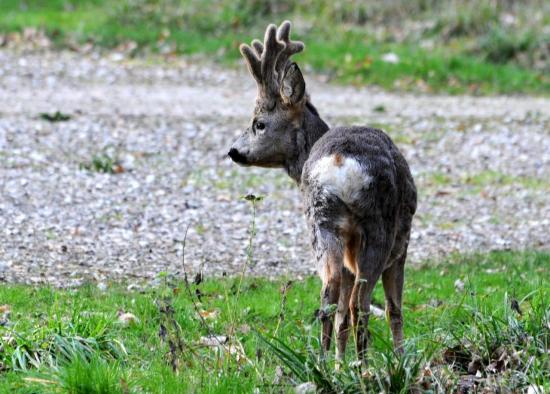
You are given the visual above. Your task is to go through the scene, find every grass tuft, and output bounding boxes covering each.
[79,146,124,174]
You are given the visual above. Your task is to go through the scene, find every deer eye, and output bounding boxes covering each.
[254,121,266,132]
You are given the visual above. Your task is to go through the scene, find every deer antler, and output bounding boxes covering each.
[275,21,305,79]
[240,21,304,101]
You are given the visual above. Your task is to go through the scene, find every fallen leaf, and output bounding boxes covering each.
[23,377,57,385]
[0,304,10,326]
[1,335,15,345]
[199,309,220,320]
[199,336,247,364]
[435,189,452,197]
[423,366,432,377]
[225,342,247,363]
[457,375,478,392]
[239,324,251,334]
[273,365,284,384]
[117,311,139,326]
[199,335,228,347]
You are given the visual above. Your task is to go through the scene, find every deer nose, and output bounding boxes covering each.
[228,148,247,164]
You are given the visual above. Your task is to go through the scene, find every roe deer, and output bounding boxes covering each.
[228,21,417,366]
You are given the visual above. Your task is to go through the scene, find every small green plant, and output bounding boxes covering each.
[39,111,71,122]
[79,146,123,174]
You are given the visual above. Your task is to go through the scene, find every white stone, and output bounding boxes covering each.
[382,52,400,64]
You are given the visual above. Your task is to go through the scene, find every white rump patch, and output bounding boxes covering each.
[310,154,372,204]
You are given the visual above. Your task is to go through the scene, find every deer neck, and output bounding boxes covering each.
[285,102,329,184]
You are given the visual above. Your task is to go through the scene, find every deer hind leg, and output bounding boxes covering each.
[317,235,343,354]
[350,240,389,363]
[335,266,354,367]
[382,251,406,352]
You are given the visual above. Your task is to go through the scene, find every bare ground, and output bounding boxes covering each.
[0,50,549,286]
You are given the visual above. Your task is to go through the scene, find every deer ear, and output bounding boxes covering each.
[280,62,305,105]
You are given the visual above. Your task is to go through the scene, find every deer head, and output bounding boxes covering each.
[228,21,308,168]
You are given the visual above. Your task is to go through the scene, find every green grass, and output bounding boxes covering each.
[463,170,550,190]
[0,250,548,393]
[422,170,550,194]
[0,0,548,94]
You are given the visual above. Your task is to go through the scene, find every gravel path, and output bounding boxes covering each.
[1,50,549,286]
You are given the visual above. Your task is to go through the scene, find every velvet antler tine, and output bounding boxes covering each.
[277,20,291,42]
[251,39,264,58]
[261,24,285,96]
[239,43,262,84]
[275,20,305,78]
